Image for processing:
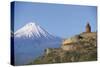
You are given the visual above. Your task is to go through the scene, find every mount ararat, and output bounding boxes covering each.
[13,22,62,65]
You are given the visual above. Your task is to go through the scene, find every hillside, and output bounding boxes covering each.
[29,32,97,64]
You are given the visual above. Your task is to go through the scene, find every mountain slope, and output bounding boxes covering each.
[15,22,54,38]
[14,22,62,65]
[30,32,97,64]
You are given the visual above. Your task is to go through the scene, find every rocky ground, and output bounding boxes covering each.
[29,32,97,64]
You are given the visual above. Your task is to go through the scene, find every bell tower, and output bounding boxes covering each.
[86,22,91,33]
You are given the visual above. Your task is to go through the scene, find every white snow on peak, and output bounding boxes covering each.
[14,22,49,38]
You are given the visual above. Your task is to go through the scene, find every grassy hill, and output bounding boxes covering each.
[29,32,97,65]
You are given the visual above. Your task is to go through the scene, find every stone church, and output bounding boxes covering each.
[85,22,91,33]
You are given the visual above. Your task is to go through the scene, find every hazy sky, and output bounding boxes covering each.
[13,1,97,38]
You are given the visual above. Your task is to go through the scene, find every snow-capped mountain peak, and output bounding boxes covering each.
[14,22,49,38]
[13,22,62,65]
